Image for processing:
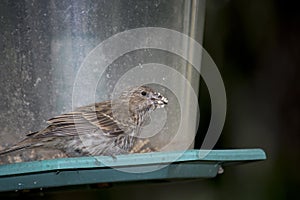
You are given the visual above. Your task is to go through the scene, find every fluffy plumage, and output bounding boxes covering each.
[0,86,168,157]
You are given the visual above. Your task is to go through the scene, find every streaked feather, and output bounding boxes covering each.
[0,86,168,157]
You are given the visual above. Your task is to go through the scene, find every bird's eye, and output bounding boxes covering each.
[141,91,147,96]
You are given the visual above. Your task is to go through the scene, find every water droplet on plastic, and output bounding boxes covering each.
[34,77,42,87]
[218,166,224,174]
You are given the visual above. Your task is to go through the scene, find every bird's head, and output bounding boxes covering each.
[118,86,168,114]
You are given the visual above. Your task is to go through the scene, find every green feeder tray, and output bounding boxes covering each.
[0,149,266,192]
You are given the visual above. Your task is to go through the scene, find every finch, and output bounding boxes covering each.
[0,86,168,157]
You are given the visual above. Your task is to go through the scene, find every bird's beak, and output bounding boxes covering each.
[153,92,168,108]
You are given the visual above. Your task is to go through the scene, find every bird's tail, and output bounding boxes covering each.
[0,143,30,156]
[0,132,39,156]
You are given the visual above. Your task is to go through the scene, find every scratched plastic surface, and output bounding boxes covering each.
[0,1,206,164]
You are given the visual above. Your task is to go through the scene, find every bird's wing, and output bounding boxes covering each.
[46,101,125,137]
[42,111,96,137]
[79,101,127,136]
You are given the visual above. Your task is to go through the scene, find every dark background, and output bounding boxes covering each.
[0,0,300,199]
[202,0,300,199]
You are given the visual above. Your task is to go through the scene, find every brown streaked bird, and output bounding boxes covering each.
[0,86,168,157]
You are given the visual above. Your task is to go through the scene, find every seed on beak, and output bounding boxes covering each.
[154,93,168,108]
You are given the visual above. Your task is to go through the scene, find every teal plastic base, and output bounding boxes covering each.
[0,149,266,192]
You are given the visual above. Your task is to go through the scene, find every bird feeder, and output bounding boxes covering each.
[0,0,266,198]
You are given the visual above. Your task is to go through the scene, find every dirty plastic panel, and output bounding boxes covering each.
[0,0,206,164]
